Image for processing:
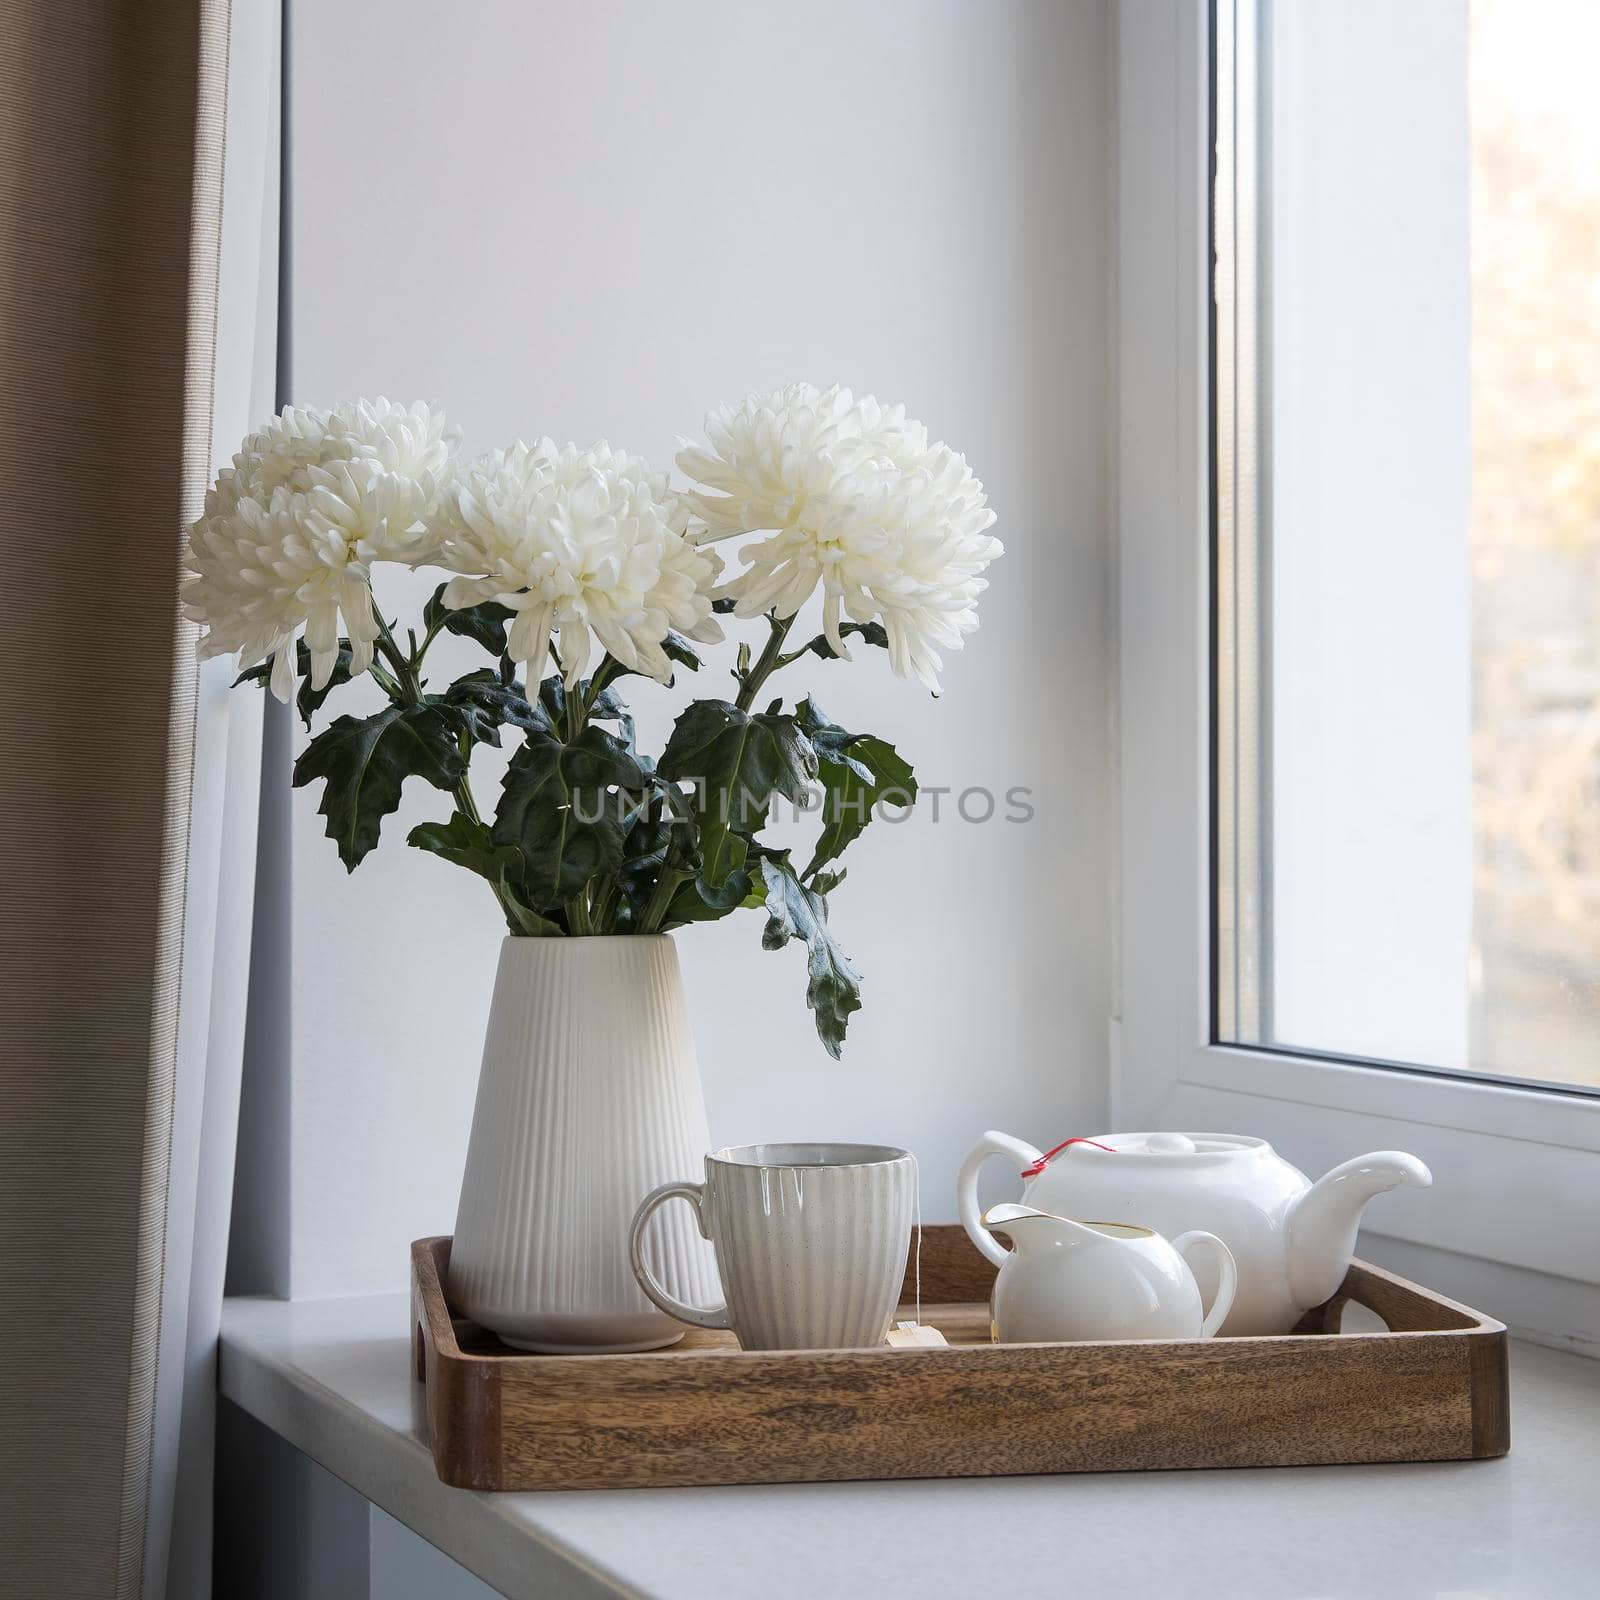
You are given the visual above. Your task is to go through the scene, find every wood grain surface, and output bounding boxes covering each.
[411,1227,1510,1492]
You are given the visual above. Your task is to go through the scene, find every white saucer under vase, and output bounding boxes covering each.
[447,934,720,1353]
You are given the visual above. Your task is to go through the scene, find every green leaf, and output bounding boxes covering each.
[657,700,817,889]
[296,647,356,727]
[619,781,685,873]
[617,710,644,766]
[795,698,916,878]
[235,638,356,729]
[534,674,629,732]
[758,857,862,1058]
[499,879,565,937]
[593,633,703,687]
[407,811,521,880]
[609,780,692,924]
[424,583,517,657]
[406,811,563,934]
[445,667,544,747]
[795,620,891,662]
[491,726,648,906]
[661,866,754,929]
[293,703,466,870]
[662,633,703,673]
[444,668,635,750]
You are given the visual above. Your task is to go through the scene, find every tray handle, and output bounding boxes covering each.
[630,1181,732,1330]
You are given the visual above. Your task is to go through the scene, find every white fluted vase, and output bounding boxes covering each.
[448,935,720,1353]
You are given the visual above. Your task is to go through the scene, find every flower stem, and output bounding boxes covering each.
[452,732,483,824]
[562,654,625,744]
[583,657,622,716]
[372,614,422,703]
[412,612,447,676]
[590,877,620,931]
[367,661,404,700]
[372,610,527,932]
[734,613,796,712]
[639,867,689,935]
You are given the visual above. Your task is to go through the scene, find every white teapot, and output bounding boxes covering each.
[959,1131,1432,1335]
[984,1203,1237,1343]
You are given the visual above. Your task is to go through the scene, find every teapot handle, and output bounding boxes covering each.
[957,1131,1045,1270]
[1172,1230,1238,1338]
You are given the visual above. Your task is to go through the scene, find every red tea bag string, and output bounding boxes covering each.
[1020,1137,1116,1178]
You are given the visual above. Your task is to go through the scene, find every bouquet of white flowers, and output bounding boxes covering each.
[186,385,1000,1055]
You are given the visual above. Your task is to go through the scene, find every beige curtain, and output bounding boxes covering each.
[0,2,243,1595]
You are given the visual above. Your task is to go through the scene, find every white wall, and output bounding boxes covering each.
[274,0,1115,1297]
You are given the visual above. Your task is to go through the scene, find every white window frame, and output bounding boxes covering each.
[1115,0,1600,1352]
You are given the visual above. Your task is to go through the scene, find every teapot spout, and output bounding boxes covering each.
[1287,1151,1433,1308]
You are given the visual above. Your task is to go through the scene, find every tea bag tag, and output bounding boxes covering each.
[886,1319,948,1349]
[885,1156,942,1347]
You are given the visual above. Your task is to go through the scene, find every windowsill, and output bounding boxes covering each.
[220,1291,1600,1600]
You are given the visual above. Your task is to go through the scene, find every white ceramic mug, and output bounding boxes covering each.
[630,1142,915,1351]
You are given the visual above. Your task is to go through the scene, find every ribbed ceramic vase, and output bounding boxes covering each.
[448,935,720,1353]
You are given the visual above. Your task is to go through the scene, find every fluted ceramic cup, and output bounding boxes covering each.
[629,1143,915,1351]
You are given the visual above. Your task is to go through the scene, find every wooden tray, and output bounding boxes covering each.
[411,1228,1508,1491]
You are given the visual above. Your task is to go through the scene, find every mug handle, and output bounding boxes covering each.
[1172,1230,1238,1337]
[629,1181,732,1331]
[956,1131,1045,1269]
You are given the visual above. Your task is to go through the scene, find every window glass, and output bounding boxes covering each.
[1214,0,1600,1090]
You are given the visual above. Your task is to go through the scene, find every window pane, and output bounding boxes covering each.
[1214,0,1600,1090]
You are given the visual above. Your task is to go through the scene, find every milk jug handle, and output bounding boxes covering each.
[1172,1229,1238,1338]
[957,1131,1045,1270]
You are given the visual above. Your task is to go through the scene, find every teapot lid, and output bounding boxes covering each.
[1024,1132,1269,1176]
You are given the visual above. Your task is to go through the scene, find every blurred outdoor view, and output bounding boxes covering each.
[1470,0,1600,1087]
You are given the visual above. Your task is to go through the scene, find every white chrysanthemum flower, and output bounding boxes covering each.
[184,400,457,698]
[676,383,1001,691]
[433,439,724,686]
